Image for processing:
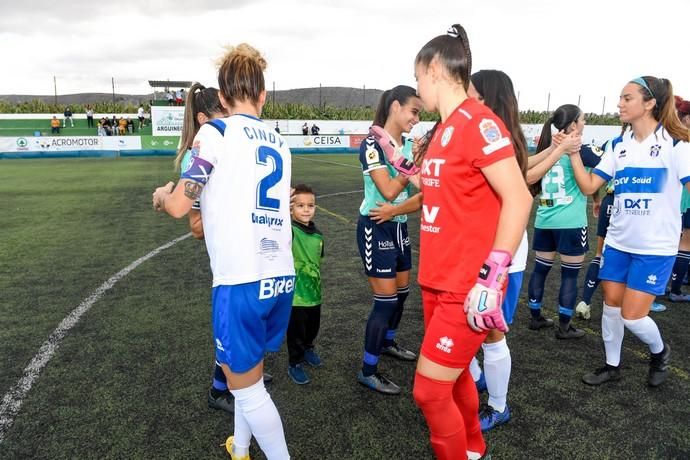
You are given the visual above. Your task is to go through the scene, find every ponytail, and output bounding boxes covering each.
[416,23,472,90]
[635,76,689,142]
[174,82,225,171]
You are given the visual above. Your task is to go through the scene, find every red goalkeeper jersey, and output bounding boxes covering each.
[418,97,515,294]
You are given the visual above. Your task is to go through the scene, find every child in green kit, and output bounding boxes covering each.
[287,184,325,385]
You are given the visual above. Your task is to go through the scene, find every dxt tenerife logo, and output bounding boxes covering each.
[436,336,454,354]
[16,137,28,149]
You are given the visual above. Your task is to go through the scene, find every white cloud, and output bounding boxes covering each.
[1,0,689,113]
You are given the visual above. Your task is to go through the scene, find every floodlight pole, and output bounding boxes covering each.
[112,77,115,103]
[577,95,581,107]
[272,81,275,114]
[53,76,57,106]
[546,92,551,112]
[601,96,606,115]
[363,84,366,106]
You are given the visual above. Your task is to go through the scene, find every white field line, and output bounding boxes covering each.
[0,233,193,444]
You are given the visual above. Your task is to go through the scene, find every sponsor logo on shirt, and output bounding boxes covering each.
[215,338,225,352]
[252,212,284,228]
[421,158,445,178]
[650,144,661,157]
[258,277,295,300]
[421,205,442,233]
[646,274,657,286]
[436,336,454,353]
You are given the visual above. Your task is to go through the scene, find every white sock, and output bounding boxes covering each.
[467,450,482,460]
[622,316,664,354]
[230,379,290,460]
[469,356,482,382]
[482,338,511,412]
[602,304,624,366]
[232,401,251,456]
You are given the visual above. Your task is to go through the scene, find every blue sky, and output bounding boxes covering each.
[1,0,688,114]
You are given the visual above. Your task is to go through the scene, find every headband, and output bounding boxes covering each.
[630,77,655,99]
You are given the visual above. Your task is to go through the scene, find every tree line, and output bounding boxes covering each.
[0,100,622,125]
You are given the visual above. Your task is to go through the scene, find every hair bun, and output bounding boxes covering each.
[447,25,460,38]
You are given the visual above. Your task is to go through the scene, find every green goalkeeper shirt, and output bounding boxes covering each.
[292,220,324,307]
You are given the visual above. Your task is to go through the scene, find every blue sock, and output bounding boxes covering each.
[581,257,601,305]
[384,285,409,347]
[362,294,398,376]
[528,256,553,319]
[559,261,582,327]
[670,251,690,295]
[212,362,228,392]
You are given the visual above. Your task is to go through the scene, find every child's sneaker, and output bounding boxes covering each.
[224,436,251,460]
[304,348,323,367]
[288,364,311,385]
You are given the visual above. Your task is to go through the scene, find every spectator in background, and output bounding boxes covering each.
[112,115,119,135]
[176,89,183,105]
[86,105,94,128]
[97,122,106,136]
[311,123,320,135]
[138,105,146,129]
[51,116,60,134]
[63,106,74,127]
[166,90,175,105]
[180,88,186,105]
[302,122,309,135]
[118,117,128,135]
[275,121,280,133]
[127,117,134,134]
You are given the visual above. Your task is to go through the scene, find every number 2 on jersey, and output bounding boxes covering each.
[256,146,284,211]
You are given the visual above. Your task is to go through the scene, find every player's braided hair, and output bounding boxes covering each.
[414,23,472,163]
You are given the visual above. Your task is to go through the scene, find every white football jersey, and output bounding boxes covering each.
[593,126,690,255]
[187,114,295,286]
[510,231,528,273]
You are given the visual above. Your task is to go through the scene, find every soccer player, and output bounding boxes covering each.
[173,82,237,414]
[355,85,422,395]
[569,76,690,387]
[463,69,528,432]
[411,25,532,460]
[668,97,690,302]
[575,127,668,318]
[152,43,293,459]
[525,104,602,339]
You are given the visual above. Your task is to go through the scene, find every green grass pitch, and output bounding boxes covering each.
[0,155,689,459]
